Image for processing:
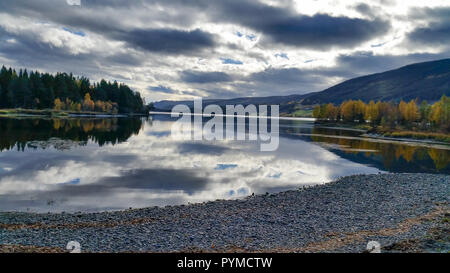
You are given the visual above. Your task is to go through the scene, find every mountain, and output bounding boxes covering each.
[153,94,306,111]
[153,58,450,113]
[301,58,450,105]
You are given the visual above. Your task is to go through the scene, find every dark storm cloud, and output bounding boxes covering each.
[407,23,450,46]
[355,3,372,14]
[104,53,143,66]
[180,70,233,83]
[406,7,450,46]
[0,25,140,80]
[249,66,353,87]
[0,27,73,61]
[113,28,216,54]
[0,0,391,51]
[0,26,93,72]
[0,1,215,55]
[250,68,313,85]
[408,6,450,19]
[148,85,179,94]
[336,51,450,74]
[0,0,119,34]
[210,0,391,49]
[260,15,390,49]
[354,3,377,17]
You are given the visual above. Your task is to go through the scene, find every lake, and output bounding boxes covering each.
[0,115,448,212]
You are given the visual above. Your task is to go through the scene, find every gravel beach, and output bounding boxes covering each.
[0,173,449,253]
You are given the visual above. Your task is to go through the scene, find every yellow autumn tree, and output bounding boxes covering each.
[365,100,379,124]
[83,93,95,112]
[430,95,450,130]
[404,100,419,122]
[354,100,366,122]
[325,103,339,120]
[340,100,356,122]
[53,98,63,111]
[399,100,407,121]
[312,105,321,119]
[95,100,105,112]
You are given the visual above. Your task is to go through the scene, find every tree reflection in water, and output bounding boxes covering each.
[0,117,146,151]
[308,127,449,173]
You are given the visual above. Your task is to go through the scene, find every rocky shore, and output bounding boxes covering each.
[0,173,448,253]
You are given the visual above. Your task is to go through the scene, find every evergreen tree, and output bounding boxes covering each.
[7,77,32,108]
[55,75,69,100]
[0,65,146,113]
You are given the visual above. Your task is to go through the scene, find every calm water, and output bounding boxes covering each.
[0,115,448,212]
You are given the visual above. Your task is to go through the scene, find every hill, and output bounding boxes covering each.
[301,58,450,105]
[154,58,450,114]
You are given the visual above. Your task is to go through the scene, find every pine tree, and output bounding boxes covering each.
[0,65,146,113]
[7,77,32,108]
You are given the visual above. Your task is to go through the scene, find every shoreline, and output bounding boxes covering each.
[0,109,149,118]
[362,133,450,146]
[149,111,316,121]
[0,173,448,253]
[315,122,450,145]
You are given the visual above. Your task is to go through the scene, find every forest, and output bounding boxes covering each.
[0,66,147,114]
[313,95,450,139]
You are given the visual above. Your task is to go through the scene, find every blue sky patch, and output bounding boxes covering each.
[60,178,81,185]
[371,41,388,48]
[275,53,289,60]
[62,27,85,37]
[215,164,238,170]
[246,34,257,41]
[235,32,256,41]
[237,187,248,195]
[221,58,243,65]
[268,172,282,179]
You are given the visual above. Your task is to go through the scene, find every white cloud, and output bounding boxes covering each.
[66,0,81,6]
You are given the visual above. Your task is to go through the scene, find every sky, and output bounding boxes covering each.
[0,0,449,102]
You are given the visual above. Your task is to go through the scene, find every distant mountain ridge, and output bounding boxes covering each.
[301,58,450,105]
[154,58,450,111]
[153,94,307,110]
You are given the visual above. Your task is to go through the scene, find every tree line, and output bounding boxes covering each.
[0,66,148,113]
[313,95,450,133]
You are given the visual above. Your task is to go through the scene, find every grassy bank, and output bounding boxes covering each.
[281,108,313,118]
[315,121,450,144]
[378,129,450,143]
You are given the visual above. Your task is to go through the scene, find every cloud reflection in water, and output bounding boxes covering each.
[0,117,386,212]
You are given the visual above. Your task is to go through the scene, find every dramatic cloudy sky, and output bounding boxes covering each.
[0,0,449,102]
